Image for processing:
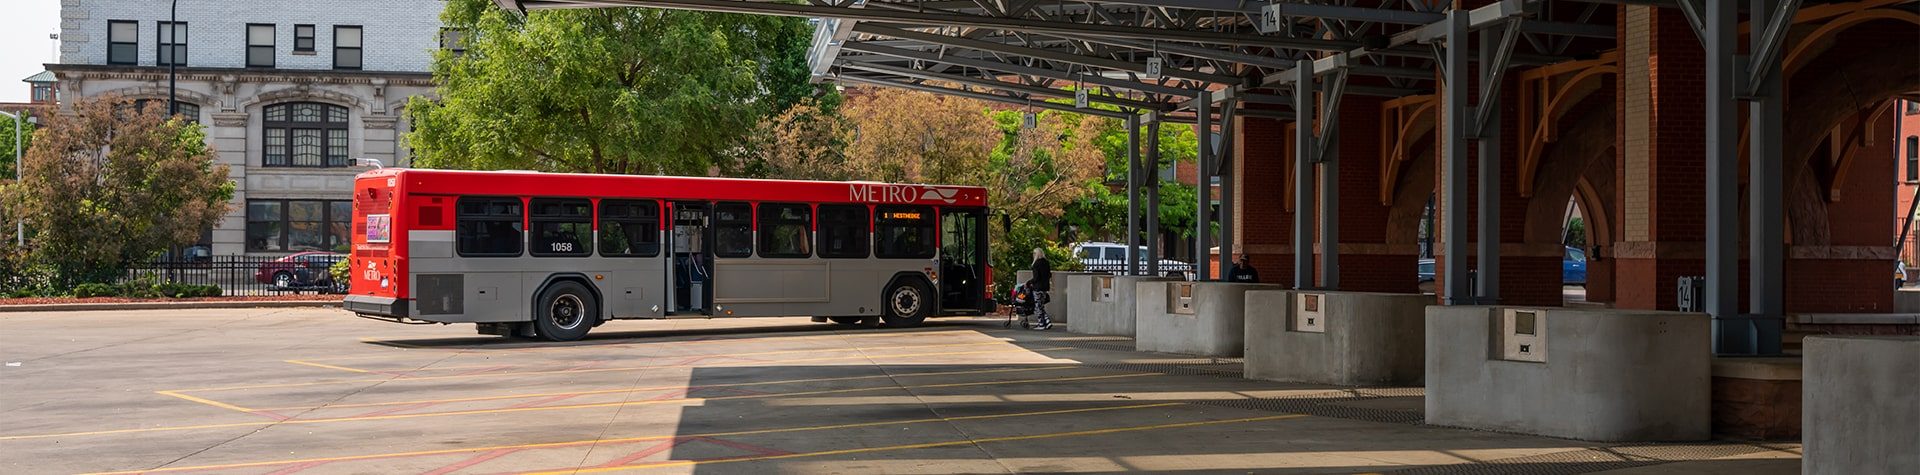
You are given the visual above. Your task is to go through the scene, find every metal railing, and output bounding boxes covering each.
[120,255,344,296]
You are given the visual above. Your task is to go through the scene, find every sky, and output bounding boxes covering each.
[0,0,62,103]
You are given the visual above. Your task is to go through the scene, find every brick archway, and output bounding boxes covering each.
[1782,19,1920,246]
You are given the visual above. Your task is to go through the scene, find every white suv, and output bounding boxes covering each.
[1070,242,1193,277]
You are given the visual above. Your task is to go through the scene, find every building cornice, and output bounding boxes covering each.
[46,63,435,87]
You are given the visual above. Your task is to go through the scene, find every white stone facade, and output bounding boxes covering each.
[51,0,445,256]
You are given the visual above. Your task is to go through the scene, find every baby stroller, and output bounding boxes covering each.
[1005,282,1038,329]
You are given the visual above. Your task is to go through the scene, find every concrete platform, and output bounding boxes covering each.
[1134,281,1280,356]
[1244,290,1428,386]
[1063,274,1174,336]
[1803,335,1920,474]
[0,308,1798,474]
[1426,306,1712,441]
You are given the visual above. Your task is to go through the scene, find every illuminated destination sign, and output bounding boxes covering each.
[882,211,923,220]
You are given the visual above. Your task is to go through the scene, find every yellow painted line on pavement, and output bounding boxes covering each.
[282,340,1016,375]
[282,359,375,373]
[525,413,1314,474]
[153,390,259,413]
[253,365,1079,412]
[78,402,1184,475]
[0,371,1156,441]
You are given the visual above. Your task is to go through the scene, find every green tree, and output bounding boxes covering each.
[0,95,234,288]
[407,0,821,174]
[0,110,34,180]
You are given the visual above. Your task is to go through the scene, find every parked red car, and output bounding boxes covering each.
[255,251,347,291]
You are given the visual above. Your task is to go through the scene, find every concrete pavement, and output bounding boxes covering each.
[0,308,1800,474]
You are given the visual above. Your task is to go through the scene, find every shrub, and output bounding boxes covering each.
[72,283,118,298]
[330,258,352,292]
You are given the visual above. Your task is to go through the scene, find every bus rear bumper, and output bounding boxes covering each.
[344,295,411,319]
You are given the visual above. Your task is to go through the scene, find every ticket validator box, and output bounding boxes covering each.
[1501,308,1547,362]
[1292,292,1327,333]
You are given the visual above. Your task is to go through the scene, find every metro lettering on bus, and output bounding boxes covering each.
[343,169,994,341]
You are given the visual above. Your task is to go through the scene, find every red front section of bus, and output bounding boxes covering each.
[346,170,408,317]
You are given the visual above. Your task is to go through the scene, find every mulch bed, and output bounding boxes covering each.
[0,295,343,306]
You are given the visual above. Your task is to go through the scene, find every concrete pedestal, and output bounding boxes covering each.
[1135,282,1280,356]
[1804,335,1920,474]
[1065,275,1174,336]
[1426,306,1711,441]
[1244,291,1427,386]
[1041,271,1096,324]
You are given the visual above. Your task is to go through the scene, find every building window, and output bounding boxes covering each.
[713,202,753,258]
[246,24,275,67]
[157,21,187,66]
[246,199,351,252]
[758,203,812,258]
[132,99,200,123]
[293,24,315,53]
[263,102,349,167]
[529,198,592,257]
[107,20,138,65]
[1908,136,1919,182]
[874,205,936,259]
[440,28,467,56]
[816,204,870,259]
[31,83,56,103]
[1907,101,1920,116]
[599,199,660,257]
[333,25,362,70]
[455,197,524,257]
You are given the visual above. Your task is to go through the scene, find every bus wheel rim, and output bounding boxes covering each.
[892,287,920,316]
[551,294,585,329]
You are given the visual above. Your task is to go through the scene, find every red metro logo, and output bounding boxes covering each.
[849,184,962,204]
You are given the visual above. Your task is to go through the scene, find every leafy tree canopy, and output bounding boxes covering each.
[408,0,820,175]
[1,95,233,287]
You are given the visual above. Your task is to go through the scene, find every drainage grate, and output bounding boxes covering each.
[1085,361,1248,379]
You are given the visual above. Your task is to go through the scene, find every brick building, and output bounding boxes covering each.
[47,0,446,256]
[1897,100,1920,268]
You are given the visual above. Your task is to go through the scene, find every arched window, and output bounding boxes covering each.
[263,102,349,167]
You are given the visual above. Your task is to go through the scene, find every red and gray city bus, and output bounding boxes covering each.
[343,169,994,341]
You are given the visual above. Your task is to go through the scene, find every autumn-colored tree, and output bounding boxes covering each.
[732,98,852,181]
[0,95,233,288]
[839,88,1000,185]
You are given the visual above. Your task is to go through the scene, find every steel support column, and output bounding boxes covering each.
[1439,11,1473,304]
[1746,0,1788,355]
[1218,102,1239,277]
[1196,98,1214,281]
[1127,113,1143,276]
[1474,21,1505,304]
[1317,69,1348,291]
[1703,0,1743,353]
[1147,112,1163,277]
[1293,64,1317,289]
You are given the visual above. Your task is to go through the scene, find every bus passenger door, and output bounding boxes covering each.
[939,208,990,314]
[670,202,713,315]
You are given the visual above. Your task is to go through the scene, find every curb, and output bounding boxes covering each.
[0,300,343,313]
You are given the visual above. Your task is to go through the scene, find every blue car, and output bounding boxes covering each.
[1563,246,1588,285]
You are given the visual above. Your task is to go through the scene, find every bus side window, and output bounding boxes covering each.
[817,204,870,259]
[713,202,753,258]
[455,196,523,257]
[529,198,592,257]
[874,205,935,259]
[599,199,660,257]
[757,202,812,258]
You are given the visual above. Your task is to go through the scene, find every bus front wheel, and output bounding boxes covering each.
[881,281,931,327]
[534,281,596,342]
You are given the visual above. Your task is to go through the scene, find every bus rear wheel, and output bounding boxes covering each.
[534,281,596,342]
[881,280,931,328]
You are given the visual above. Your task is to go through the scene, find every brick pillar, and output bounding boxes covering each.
[1431,57,1565,307]
[1330,95,1419,293]
[1234,112,1296,288]
[1611,5,1708,311]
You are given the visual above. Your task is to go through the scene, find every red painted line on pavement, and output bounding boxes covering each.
[248,410,294,421]
[261,460,330,475]
[593,439,694,468]
[351,402,441,418]
[689,436,794,457]
[422,448,521,475]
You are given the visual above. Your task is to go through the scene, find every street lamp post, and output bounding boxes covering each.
[2,110,27,247]
[168,0,178,116]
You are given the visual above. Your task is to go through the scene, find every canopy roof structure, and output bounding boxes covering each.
[497,0,1625,120]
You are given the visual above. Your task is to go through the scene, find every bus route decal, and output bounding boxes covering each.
[850,184,961,204]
